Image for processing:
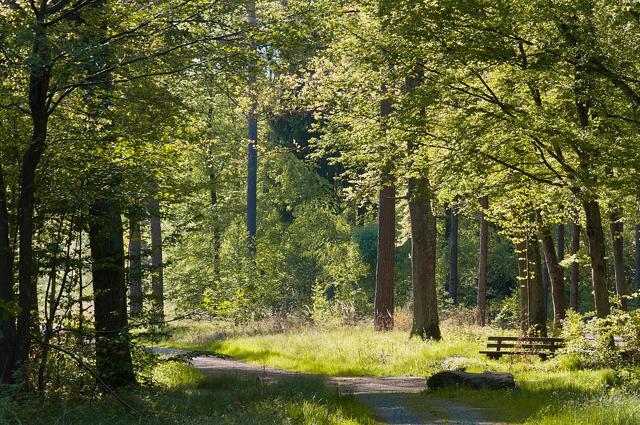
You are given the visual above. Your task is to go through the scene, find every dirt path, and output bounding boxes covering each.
[150,348,509,424]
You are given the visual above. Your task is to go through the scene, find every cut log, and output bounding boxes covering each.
[427,371,515,390]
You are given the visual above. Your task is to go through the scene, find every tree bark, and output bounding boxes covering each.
[635,219,640,298]
[128,218,143,317]
[583,200,610,317]
[476,195,489,326]
[89,196,135,388]
[374,179,395,331]
[537,213,566,323]
[570,223,580,310]
[16,17,52,371]
[448,200,459,305]
[516,240,528,333]
[148,198,164,322]
[609,208,627,310]
[408,177,441,340]
[527,238,547,337]
[209,169,221,278]
[246,2,258,250]
[0,165,16,383]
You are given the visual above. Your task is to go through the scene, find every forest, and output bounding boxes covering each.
[1,0,640,424]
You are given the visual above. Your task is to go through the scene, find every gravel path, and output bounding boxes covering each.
[149,348,509,424]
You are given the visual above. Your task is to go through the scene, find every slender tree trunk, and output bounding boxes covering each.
[557,224,565,265]
[128,218,142,317]
[374,179,395,331]
[516,240,529,333]
[16,18,52,372]
[527,238,547,337]
[88,196,135,388]
[570,223,580,310]
[610,208,626,310]
[209,170,221,278]
[0,165,16,383]
[476,195,489,326]
[448,199,459,305]
[635,219,640,298]
[408,176,441,340]
[537,213,566,323]
[583,200,610,317]
[246,2,258,250]
[148,198,164,322]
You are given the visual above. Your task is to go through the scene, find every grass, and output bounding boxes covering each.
[157,319,640,424]
[4,362,377,424]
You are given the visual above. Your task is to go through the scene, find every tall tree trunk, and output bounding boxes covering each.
[610,208,626,310]
[408,177,441,340]
[148,198,164,322]
[583,200,610,317]
[374,179,395,331]
[16,18,52,372]
[89,196,135,388]
[527,238,547,337]
[246,2,258,250]
[476,195,489,326]
[557,224,565,265]
[541,256,549,319]
[128,218,143,317]
[570,223,580,310]
[516,240,529,333]
[209,170,221,278]
[537,213,566,323]
[635,219,640,298]
[0,165,16,383]
[448,199,459,305]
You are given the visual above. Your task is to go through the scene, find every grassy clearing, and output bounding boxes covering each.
[158,319,640,424]
[4,362,376,425]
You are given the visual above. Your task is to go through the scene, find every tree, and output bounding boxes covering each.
[149,198,165,321]
[476,195,489,327]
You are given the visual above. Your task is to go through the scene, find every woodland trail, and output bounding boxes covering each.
[150,348,510,424]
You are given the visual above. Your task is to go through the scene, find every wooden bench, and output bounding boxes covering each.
[480,336,565,360]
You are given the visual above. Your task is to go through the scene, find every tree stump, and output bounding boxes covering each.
[427,371,515,390]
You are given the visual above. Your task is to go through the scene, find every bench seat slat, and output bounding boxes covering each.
[486,343,562,350]
[487,336,564,342]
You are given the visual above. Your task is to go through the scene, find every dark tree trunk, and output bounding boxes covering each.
[635,220,640,297]
[537,213,566,323]
[374,179,395,331]
[408,177,441,340]
[557,224,565,264]
[148,198,164,322]
[448,200,459,305]
[89,196,135,388]
[128,218,143,317]
[516,240,529,333]
[570,223,580,310]
[541,256,549,319]
[0,165,16,383]
[16,19,52,371]
[209,170,221,278]
[246,2,258,250]
[610,208,626,310]
[476,195,489,326]
[527,239,547,337]
[583,200,610,317]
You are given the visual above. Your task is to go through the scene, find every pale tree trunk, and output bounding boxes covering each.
[610,208,626,310]
[89,196,135,388]
[148,198,164,322]
[537,212,566,323]
[0,165,16,383]
[527,238,547,337]
[476,195,489,326]
[583,200,610,317]
[246,2,258,250]
[128,218,143,317]
[516,240,529,334]
[209,169,221,278]
[570,223,580,310]
[448,199,459,305]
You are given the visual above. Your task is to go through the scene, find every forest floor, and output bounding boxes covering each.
[155,320,640,424]
[151,347,506,424]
